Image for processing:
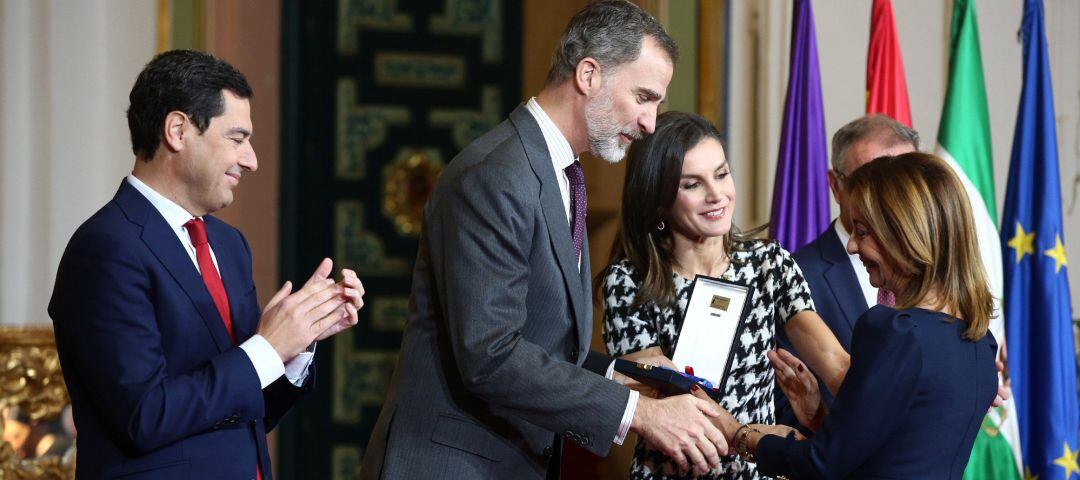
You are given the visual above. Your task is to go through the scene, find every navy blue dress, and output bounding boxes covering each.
[757,306,998,479]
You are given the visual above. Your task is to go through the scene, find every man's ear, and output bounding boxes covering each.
[826,169,842,204]
[162,111,188,152]
[574,57,602,96]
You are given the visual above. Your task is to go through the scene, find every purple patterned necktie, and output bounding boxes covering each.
[565,161,587,261]
[877,288,896,306]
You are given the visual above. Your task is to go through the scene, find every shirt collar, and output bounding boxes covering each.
[126,174,201,230]
[833,219,851,246]
[524,97,577,171]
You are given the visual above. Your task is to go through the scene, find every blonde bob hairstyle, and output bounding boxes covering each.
[845,152,992,341]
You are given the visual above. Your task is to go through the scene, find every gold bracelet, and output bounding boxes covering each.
[734,424,759,461]
[734,425,749,456]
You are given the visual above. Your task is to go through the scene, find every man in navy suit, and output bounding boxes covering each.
[48,50,364,479]
[775,114,918,426]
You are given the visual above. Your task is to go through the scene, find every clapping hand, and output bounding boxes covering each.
[258,259,365,362]
[316,267,365,341]
[768,348,824,432]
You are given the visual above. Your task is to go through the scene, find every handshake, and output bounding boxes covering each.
[615,353,798,476]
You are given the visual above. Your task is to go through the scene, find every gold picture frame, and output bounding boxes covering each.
[0,327,74,479]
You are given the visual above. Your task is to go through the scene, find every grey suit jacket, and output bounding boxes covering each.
[361,105,630,479]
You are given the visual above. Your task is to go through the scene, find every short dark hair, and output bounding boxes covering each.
[830,114,919,172]
[546,0,678,86]
[127,50,252,160]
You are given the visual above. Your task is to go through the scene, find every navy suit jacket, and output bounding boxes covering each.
[790,222,869,351]
[776,222,868,426]
[49,180,310,479]
[758,306,998,479]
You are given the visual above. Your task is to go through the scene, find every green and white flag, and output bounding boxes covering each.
[936,1,1023,478]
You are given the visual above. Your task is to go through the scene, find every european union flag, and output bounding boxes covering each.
[1001,1,1079,479]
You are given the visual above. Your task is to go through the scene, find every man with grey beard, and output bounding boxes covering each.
[361,1,728,478]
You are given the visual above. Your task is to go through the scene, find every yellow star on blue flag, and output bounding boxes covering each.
[1000,1,1078,479]
[1043,233,1067,273]
[1008,222,1037,263]
[1053,442,1080,478]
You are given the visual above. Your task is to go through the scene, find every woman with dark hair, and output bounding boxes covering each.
[600,111,849,478]
[730,152,998,478]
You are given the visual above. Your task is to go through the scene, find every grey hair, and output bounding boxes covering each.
[545,0,678,87]
[831,114,920,172]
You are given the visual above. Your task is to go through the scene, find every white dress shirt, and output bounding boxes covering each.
[523,99,637,445]
[833,220,885,308]
[524,98,576,227]
[126,174,313,388]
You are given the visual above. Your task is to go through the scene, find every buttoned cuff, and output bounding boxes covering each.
[239,334,285,389]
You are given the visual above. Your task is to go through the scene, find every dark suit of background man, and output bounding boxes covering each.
[776,114,919,426]
[362,1,729,478]
[49,50,365,480]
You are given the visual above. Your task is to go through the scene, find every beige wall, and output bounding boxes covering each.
[0,0,156,326]
[0,0,283,326]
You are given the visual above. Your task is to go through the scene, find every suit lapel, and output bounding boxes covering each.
[115,181,234,352]
[509,106,589,342]
[206,218,256,342]
[820,226,869,330]
[577,227,593,352]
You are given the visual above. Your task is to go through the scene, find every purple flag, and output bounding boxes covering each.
[770,0,830,252]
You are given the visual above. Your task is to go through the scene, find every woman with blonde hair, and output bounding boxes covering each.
[730,152,998,479]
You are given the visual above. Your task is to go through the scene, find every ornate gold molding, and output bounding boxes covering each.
[0,326,74,478]
[0,328,69,421]
[382,148,444,237]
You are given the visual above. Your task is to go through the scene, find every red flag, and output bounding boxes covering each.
[866,0,912,127]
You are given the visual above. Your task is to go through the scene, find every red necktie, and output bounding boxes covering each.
[184,219,235,343]
[185,219,260,479]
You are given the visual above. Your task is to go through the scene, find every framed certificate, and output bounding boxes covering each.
[671,275,753,393]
